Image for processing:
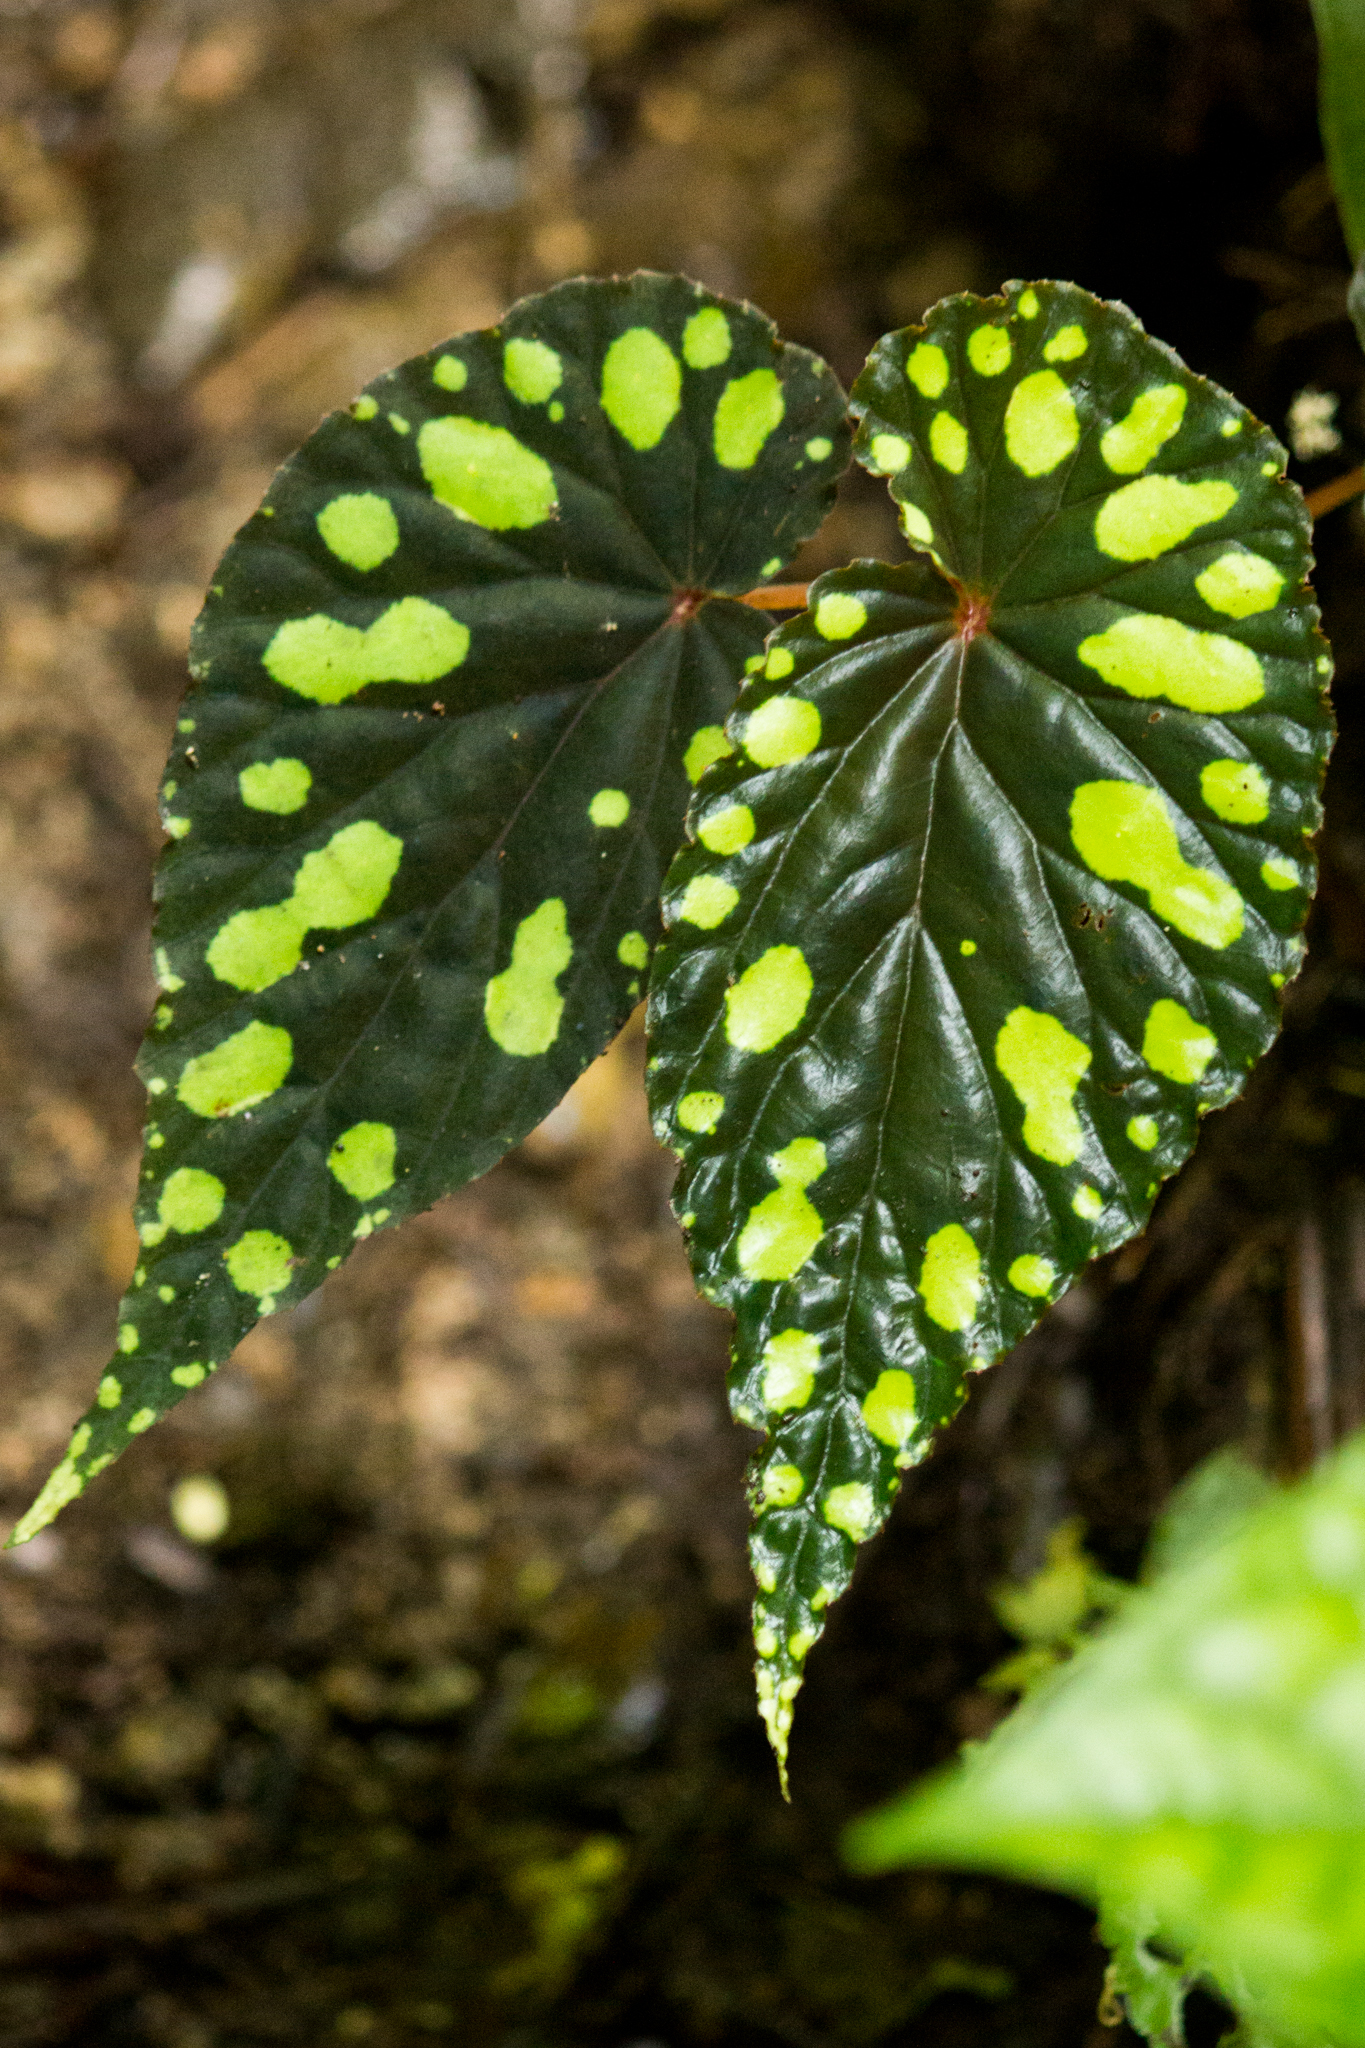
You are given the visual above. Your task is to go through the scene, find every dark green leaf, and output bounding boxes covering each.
[1310,0,1365,257]
[844,1428,1365,2048]
[11,272,849,1543]
[645,280,1331,1779]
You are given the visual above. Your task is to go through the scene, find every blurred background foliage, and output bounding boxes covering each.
[0,2,1362,2044]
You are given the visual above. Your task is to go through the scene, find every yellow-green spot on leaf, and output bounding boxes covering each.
[1221,418,1242,436]
[788,1628,818,1662]
[762,556,782,576]
[679,875,739,928]
[1070,780,1244,949]
[900,503,934,545]
[1008,1255,1055,1298]
[171,1363,206,1387]
[387,413,409,434]
[155,948,184,993]
[158,1285,175,1303]
[1143,998,1218,1084]
[1077,612,1263,713]
[328,1121,397,1200]
[862,1367,918,1447]
[98,1375,122,1408]
[929,411,968,473]
[1043,324,1087,363]
[1018,289,1040,319]
[549,401,564,422]
[293,818,404,928]
[159,1166,226,1236]
[206,904,307,993]
[1100,383,1187,474]
[164,816,191,839]
[714,367,785,470]
[618,930,649,970]
[682,305,731,369]
[210,820,403,993]
[127,1408,158,1434]
[684,724,734,782]
[1127,1114,1159,1150]
[432,354,466,390]
[762,1329,819,1413]
[1003,370,1079,477]
[1201,759,1269,825]
[1195,549,1284,619]
[906,342,949,397]
[225,1229,294,1310]
[995,1006,1091,1166]
[239,757,311,814]
[868,433,910,473]
[967,325,1011,376]
[484,898,573,1057]
[815,592,867,640]
[805,435,833,460]
[823,1482,875,1540]
[588,788,630,828]
[264,597,470,705]
[1094,475,1238,562]
[601,326,681,450]
[1072,1185,1103,1221]
[724,945,813,1052]
[1262,856,1300,892]
[698,803,754,854]
[178,1019,293,1119]
[919,1223,981,1332]
[744,694,821,766]
[737,1137,828,1281]
[316,492,399,571]
[960,939,977,956]
[503,336,563,405]
[754,1620,778,1657]
[418,415,558,529]
[1270,972,1285,989]
[761,1463,805,1508]
[678,1090,724,1134]
[352,395,378,419]
[764,646,795,681]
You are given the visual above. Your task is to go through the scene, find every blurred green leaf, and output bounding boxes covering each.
[1310,1,1365,257]
[845,1428,1365,2047]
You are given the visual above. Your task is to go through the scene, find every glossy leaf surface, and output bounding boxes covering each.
[12,272,849,1542]
[846,1430,1365,2047]
[646,281,1331,1777]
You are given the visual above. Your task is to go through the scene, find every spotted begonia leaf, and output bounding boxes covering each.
[645,281,1332,1781]
[12,272,849,1542]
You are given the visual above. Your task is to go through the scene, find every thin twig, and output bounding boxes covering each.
[739,583,809,610]
[1306,465,1365,519]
